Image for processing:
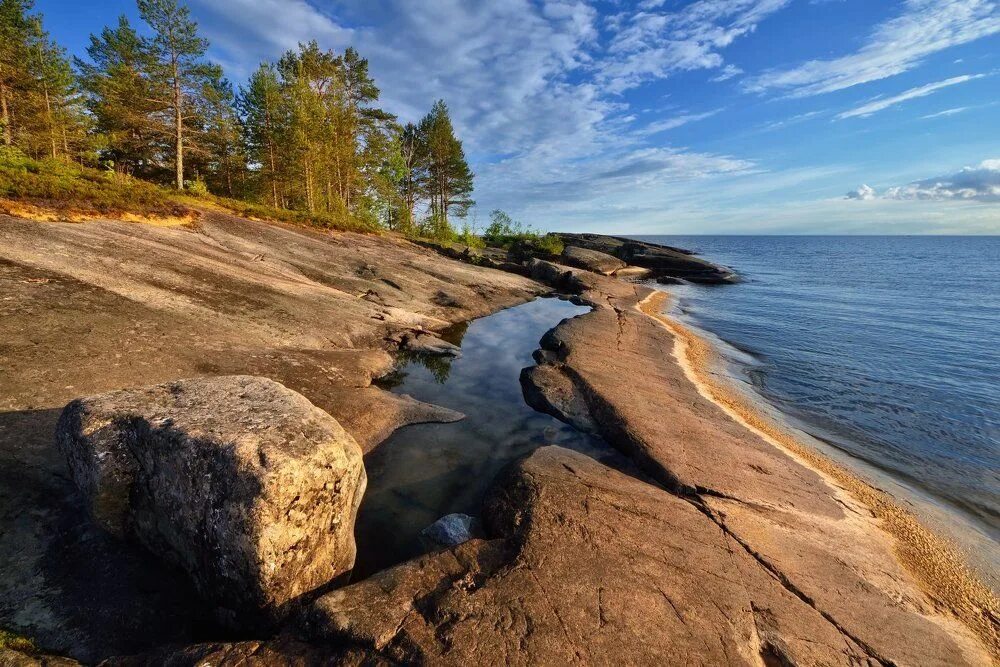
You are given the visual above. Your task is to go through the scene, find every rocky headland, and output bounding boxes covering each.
[1,210,996,665]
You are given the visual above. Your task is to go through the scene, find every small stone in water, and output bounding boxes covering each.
[421,513,480,548]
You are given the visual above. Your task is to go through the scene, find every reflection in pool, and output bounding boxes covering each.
[353,296,615,578]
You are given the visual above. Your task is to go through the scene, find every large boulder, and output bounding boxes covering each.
[559,246,626,275]
[56,375,366,627]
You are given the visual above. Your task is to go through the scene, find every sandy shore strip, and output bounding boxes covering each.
[638,289,1000,659]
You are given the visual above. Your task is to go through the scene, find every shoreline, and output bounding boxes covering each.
[637,289,1000,658]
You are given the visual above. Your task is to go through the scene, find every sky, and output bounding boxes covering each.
[36,0,1000,234]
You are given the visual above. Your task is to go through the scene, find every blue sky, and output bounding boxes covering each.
[37,0,1000,233]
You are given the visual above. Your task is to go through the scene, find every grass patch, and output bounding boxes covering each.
[0,147,379,234]
[0,148,191,220]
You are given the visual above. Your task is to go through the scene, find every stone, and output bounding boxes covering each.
[420,513,479,548]
[401,332,462,357]
[519,364,597,433]
[559,245,626,275]
[56,375,366,627]
[611,265,652,281]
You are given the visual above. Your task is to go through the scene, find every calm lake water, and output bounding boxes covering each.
[636,235,1000,541]
[353,296,615,578]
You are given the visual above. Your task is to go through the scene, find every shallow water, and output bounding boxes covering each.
[353,296,613,579]
[635,235,1000,542]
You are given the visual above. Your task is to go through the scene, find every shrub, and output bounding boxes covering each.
[186,177,209,197]
[482,208,561,256]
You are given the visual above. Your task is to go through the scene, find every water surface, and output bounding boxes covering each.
[635,235,1000,542]
[354,296,614,578]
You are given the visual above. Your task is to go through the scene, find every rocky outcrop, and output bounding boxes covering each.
[0,211,541,661]
[559,245,626,275]
[557,232,736,283]
[517,260,993,665]
[56,375,366,628]
[299,446,901,665]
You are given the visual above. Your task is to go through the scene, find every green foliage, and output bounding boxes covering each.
[459,222,485,249]
[0,145,33,170]
[2,0,486,241]
[0,155,188,216]
[481,208,562,255]
[1,0,90,159]
[185,176,208,196]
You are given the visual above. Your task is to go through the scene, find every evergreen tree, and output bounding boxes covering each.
[198,75,245,196]
[77,16,168,176]
[0,0,33,147]
[136,0,218,189]
[419,100,473,229]
[397,121,427,229]
[0,0,87,158]
[239,63,284,207]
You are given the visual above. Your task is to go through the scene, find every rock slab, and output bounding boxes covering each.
[56,375,366,627]
[560,245,626,275]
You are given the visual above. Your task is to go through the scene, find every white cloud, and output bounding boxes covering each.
[190,0,760,222]
[599,0,791,93]
[745,0,1000,97]
[836,74,985,119]
[846,160,1000,202]
[845,184,877,200]
[921,106,971,119]
[712,64,744,81]
[640,109,722,135]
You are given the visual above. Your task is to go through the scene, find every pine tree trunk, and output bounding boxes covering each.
[304,149,315,213]
[0,82,11,146]
[173,58,184,190]
[43,87,56,159]
[265,120,279,208]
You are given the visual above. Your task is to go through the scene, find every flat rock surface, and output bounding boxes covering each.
[300,446,886,664]
[0,211,542,662]
[520,261,992,665]
[1,214,993,665]
[559,245,626,275]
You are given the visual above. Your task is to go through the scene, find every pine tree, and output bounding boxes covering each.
[397,121,427,229]
[77,16,167,176]
[198,75,245,197]
[0,0,86,158]
[419,100,474,230]
[239,63,284,207]
[136,0,218,190]
[0,0,33,147]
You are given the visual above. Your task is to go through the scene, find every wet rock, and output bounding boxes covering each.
[420,513,480,548]
[401,332,462,357]
[56,375,366,627]
[655,275,687,285]
[560,246,626,275]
